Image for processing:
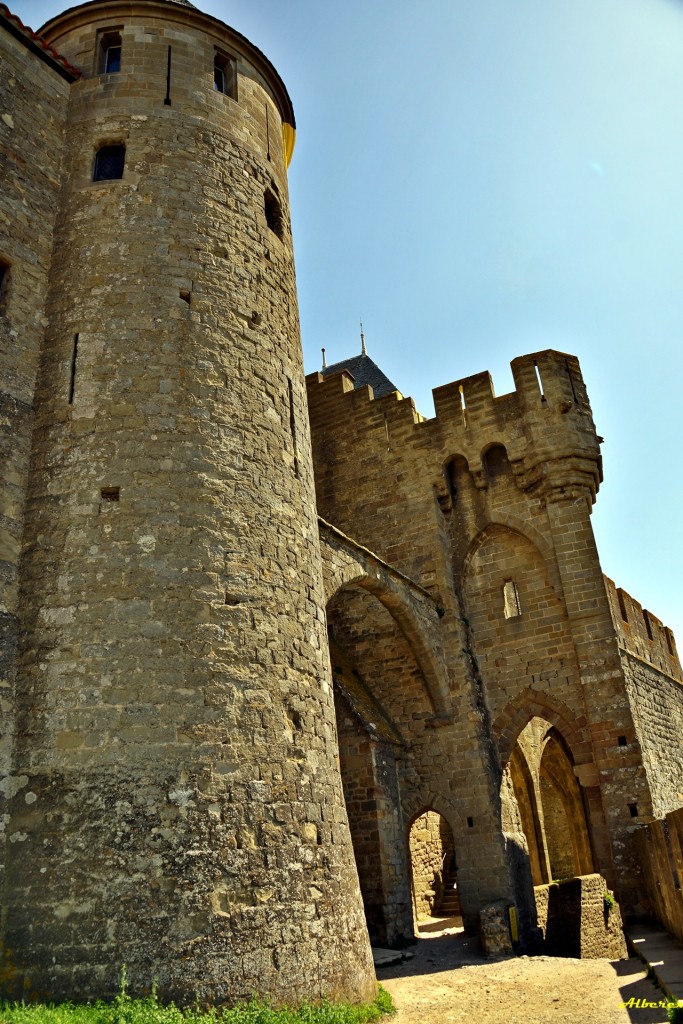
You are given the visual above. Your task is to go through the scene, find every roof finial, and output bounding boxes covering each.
[360,319,367,356]
[321,346,327,369]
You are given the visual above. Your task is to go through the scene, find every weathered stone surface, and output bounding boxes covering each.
[2,0,683,1004]
[0,0,375,1007]
[534,875,627,960]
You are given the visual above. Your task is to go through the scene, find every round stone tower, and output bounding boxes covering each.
[4,0,376,1005]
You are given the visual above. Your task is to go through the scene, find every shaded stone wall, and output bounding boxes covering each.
[636,809,683,944]
[621,657,683,818]
[0,8,73,913]
[534,874,626,959]
[2,0,375,1006]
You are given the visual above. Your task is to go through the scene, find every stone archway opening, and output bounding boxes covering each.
[408,810,462,935]
[508,717,595,885]
[327,582,439,948]
[409,806,462,937]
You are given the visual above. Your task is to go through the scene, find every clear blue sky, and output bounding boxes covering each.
[15,0,683,648]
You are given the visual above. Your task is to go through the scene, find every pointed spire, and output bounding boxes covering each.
[321,346,327,369]
[360,319,367,356]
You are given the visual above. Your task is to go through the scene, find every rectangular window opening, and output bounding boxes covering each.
[100,486,120,502]
[503,579,521,619]
[628,803,638,818]
[467,816,474,828]
[96,28,123,74]
[214,51,237,99]
[617,589,628,623]
[617,735,627,747]
[93,144,126,182]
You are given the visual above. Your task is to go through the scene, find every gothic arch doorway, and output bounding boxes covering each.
[408,810,461,933]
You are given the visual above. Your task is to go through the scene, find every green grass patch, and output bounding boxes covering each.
[0,984,395,1024]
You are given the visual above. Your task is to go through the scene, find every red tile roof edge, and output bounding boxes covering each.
[0,2,82,78]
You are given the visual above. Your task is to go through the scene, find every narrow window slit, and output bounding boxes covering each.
[164,45,172,106]
[0,259,9,306]
[565,358,578,402]
[459,384,467,429]
[628,803,638,818]
[68,333,79,404]
[617,590,628,623]
[534,359,546,402]
[467,817,474,828]
[643,611,653,641]
[665,629,675,657]
[287,377,299,478]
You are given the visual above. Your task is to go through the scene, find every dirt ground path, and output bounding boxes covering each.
[376,923,672,1024]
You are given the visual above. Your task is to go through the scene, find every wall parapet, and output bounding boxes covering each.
[604,576,682,681]
[307,349,603,502]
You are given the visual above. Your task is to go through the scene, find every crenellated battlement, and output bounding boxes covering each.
[307,348,602,501]
[604,577,682,681]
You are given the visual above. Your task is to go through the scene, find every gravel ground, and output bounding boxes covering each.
[376,919,672,1024]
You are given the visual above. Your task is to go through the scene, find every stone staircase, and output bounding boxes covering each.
[436,870,461,916]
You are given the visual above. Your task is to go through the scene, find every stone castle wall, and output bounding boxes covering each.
[2,0,683,1001]
[306,353,660,913]
[1,0,375,1006]
[0,4,75,903]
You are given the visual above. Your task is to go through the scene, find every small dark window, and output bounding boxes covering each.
[97,29,122,74]
[467,816,474,828]
[264,189,283,239]
[93,144,125,182]
[617,735,627,747]
[214,52,237,98]
[101,486,120,502]
[628,803,638,818]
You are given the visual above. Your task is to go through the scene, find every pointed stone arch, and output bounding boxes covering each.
[319,518,452,721]
[460,516,563,599]
[492,687,591,768]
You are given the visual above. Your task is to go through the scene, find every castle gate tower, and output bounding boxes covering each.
[2,0,376,1004]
